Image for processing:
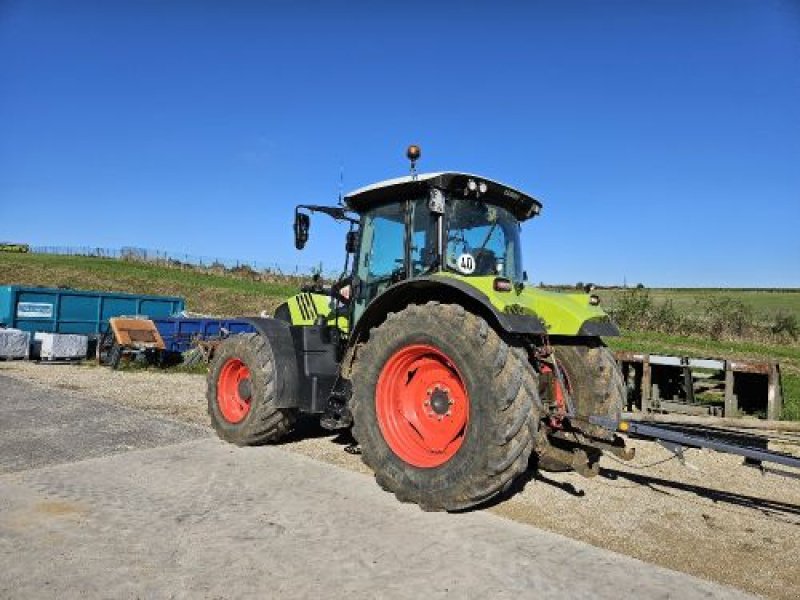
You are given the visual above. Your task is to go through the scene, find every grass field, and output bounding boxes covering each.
[0,252,295,316]
[2,252,798,419]
[597,288,800,322]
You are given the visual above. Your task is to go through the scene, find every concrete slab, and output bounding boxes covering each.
[0,376,754,598]
[0,374,208,474]
[0,440,753,599]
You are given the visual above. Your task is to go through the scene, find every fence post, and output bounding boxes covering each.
[724,361,737,418]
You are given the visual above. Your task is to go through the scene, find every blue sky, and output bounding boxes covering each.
[1,0,798,287]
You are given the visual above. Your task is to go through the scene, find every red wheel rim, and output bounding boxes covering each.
[217,358,252,424]
[376,344,470,468]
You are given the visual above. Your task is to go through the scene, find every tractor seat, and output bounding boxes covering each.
[473,249,498,275]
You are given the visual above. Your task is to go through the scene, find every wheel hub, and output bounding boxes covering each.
[428,388,451,415]
[237,378,252,400]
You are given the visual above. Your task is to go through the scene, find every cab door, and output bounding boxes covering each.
[352,202,406,325]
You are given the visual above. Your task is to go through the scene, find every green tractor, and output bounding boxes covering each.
[207,146,629,511]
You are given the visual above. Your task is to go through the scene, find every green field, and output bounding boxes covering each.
[0,252,295,316]
[598,288,800,322]
[2,252,798,419]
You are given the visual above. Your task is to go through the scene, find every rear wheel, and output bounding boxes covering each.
[536,343,624,471]
[351,302,540,511]
[207,333,296,445]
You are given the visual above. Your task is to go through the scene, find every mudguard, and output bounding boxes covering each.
[240,316,338,413]
[350,274,618,343]
[436,273,620,337]
[349,276,547,344]
[238,317,302,410]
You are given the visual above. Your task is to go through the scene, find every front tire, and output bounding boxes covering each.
[207,333,296,445]
[350,302,540,511]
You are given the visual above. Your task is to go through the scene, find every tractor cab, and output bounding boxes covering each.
[344,172,540,325]
[293,167,543,332]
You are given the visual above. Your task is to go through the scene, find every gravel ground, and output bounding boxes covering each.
[2,360,799,599]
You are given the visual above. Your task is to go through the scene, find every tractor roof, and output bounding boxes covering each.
[344,172,542,221]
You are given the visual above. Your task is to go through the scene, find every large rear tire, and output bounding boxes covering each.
[207,333,296,445]
[536,343,624,471]
[350,302,540,511]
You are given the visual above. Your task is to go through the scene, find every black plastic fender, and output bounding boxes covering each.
[238,317,303,410]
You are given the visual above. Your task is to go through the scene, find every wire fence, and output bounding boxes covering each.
[29,245,340,279]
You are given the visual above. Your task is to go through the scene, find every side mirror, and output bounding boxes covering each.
[345,230,359,254]
[294,212,310,250]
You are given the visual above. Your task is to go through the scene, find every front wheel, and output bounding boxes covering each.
[350,302,540,511]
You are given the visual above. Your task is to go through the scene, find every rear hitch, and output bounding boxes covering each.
[539,418,635,477]
[588,434,636,461]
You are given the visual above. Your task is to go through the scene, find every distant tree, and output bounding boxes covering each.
[575,281,584,290]
[636,283,645,289]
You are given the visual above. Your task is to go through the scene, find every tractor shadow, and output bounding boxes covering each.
[274,420,800,523]
[475,454,800,522]
[595,467,800,523]
[468,458,586,512]
[277,415,356,447]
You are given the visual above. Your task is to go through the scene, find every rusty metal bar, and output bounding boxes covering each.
[729,361,771,375]
[617,352,772,375]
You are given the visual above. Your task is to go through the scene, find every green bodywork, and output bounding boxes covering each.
[280,275,612,338]
[281,292,350,332]
[434,273,613,335]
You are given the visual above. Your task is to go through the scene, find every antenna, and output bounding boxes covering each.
[337,162,345,206]
[406,144,421,181]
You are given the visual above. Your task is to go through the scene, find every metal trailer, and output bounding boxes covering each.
[0,286,185,336]
[97,318,167,368]
[151,318,257,354]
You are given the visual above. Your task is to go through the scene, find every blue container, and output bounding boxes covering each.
[152,318,256,353]
[0,286,185,335]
